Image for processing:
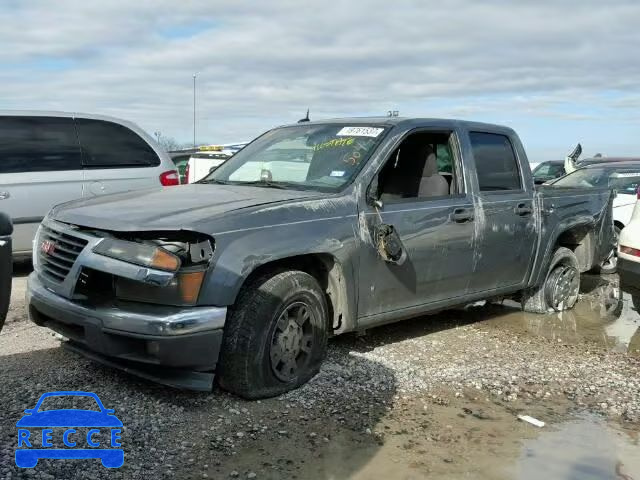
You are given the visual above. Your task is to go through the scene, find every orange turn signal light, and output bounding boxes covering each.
[150,248,181,271]
[178,271,206,304]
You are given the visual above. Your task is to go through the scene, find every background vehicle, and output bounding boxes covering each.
[0,111,179,258]
[550,161,640,232]
[534,155,640,186]
[185,151,232,183]
[549,161,640,273]
[170,153,190,184]
[185,143,248,183]
[0,212,11,331]
[27,117,615,399]
[618,188,640,310]
[532,160,565,184]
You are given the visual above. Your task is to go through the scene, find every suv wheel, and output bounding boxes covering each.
[521,247,580,313]
[217,270,328,399]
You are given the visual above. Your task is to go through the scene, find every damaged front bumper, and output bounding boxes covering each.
[27,219,227,391]
[28,273,226,390]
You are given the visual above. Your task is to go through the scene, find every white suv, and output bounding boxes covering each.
[618,187,640,309]
[0,111,179,258]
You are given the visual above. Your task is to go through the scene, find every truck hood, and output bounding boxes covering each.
[51,184,325,232]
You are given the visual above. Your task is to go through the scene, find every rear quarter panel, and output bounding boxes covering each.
[530,187,615,286]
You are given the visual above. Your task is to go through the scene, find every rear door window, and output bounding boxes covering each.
[76,118,160,168]
[0,116,81,173]
[469,132,522,191]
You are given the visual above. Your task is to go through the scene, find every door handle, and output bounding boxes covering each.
[514,203,533,216]
[450,208,474,223]
[0,191,10,200]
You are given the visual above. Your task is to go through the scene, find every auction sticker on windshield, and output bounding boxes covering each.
[15,391,124,469]
[336,126,384,137]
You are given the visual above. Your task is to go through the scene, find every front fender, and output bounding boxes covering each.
[198,216,360,310]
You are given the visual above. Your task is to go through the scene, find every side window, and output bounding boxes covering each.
[0,116,81,173]
[377,131,459,203]
[76,118,160,168]
[469,132,521,191]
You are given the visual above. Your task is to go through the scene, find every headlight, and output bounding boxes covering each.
[93,238,181,272]
[115,267,206,306]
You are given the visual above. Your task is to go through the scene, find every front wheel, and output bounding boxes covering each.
[217,270,328,399]
[521,247,581,313]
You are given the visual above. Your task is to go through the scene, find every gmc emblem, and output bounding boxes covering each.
[40,240,56,255]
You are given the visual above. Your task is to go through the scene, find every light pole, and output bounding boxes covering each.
[192,73,197,148]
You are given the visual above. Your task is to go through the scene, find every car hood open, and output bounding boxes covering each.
[51,184,325,232]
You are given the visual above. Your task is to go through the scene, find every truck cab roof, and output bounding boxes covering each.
[281,116,517,136]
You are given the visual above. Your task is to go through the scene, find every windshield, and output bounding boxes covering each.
[532,162,564,178]
[202,124,388,192]
[552,167,640,194]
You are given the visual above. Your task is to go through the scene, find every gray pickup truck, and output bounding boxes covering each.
[27,118,615,398]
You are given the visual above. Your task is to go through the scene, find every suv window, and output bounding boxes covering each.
[378,131,459,203]
[76,118,160,168]
[470,132,521,191]
[0,116,81,173]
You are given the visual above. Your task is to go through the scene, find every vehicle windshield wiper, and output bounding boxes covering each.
[197,178,232,185]
[231,180,301,190]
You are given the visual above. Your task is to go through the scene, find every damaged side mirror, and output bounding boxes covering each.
[374,224,406,265]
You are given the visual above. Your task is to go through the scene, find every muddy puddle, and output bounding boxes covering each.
[475,275,640,356]
[290,399,640,480]
[516,416,639,479]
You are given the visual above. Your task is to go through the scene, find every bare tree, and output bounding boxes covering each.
[154,133,183,152]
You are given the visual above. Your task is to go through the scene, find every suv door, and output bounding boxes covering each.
[465,131,537,293]
[76,118,162,196]
[357,129,477,320]
[0,116,83,255]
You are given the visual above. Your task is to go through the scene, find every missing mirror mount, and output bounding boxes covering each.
[374,224,407,265]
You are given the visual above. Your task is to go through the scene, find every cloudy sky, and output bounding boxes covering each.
[1,0,639,160]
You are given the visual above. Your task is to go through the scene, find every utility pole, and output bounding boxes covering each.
[192,73,197,148]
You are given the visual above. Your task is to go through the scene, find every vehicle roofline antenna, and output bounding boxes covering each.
[298,109,310,123]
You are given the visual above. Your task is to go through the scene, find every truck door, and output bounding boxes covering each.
[357,129,477,320]
[465,131,537,293]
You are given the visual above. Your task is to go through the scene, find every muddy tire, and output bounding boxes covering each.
[217,270,328,399]
[521,247,580,314]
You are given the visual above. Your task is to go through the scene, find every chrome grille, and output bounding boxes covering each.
[38,224,88,283]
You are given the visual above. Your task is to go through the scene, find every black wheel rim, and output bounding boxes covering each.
[269,301,315,382]
[546,264,580,310]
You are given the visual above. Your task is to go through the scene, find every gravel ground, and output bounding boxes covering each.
[1,269,639,479]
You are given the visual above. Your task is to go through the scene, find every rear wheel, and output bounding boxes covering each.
[521,247,580,313]
[217,270,328,399]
